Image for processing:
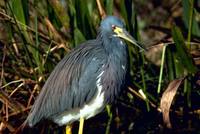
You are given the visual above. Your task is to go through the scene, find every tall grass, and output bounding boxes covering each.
[0,0,199,133]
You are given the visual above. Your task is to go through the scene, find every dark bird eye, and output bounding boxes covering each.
[112,25,116,30]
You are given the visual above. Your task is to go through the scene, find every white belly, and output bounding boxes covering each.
[54,71,105,126]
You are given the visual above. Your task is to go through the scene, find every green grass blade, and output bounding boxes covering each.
[10,0,26,25]
[171,26,197,74]
[34,15,43,75]
[182,0,200,37]
[105,0,113,15]
[48,0,70,30]
[186,0,193,49]
[166,48,175,81]
[157,44,167,93]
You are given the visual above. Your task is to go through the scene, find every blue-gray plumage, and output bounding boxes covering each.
[26,16,143,127]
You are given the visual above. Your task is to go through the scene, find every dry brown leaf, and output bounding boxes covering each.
[160,78,184,128]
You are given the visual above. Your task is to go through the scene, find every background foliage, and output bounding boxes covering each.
[0,0,199,133]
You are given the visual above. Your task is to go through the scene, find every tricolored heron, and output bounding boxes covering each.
[25,16,144,134]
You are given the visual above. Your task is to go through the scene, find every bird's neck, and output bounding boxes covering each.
[97,33,128,104]
[97,31,127,57]
[98,33,127,59]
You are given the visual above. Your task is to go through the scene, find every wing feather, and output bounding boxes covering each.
[26,40,106,126]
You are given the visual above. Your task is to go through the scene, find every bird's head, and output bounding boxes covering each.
[100,16,145,50]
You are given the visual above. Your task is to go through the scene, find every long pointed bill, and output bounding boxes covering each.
[113,26,146,51]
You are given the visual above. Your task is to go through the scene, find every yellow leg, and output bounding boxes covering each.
[66,125,72,134]
[78,117,84,134]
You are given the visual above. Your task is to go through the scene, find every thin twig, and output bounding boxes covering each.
[96,0,106,19]
[0,45,6,87]
[128,86,160,111]
[27,76,42,107]
[0,121,15,132]
[0,90,24,112]
[2,106,31,119]
[9,82,25,97]
[27,84,38,108]
[1,79,24,89]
